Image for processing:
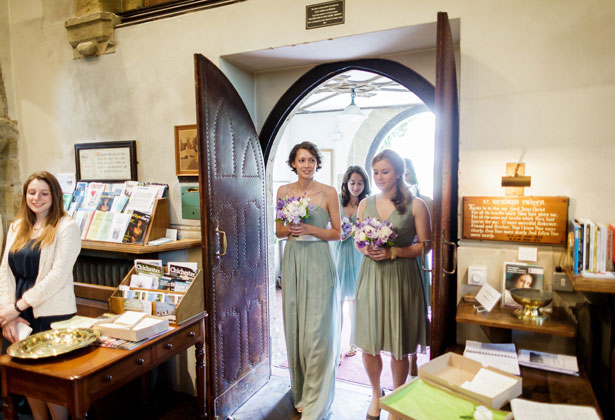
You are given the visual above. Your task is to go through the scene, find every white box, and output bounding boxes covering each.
[418,352,522,409]
[95,315,169,342]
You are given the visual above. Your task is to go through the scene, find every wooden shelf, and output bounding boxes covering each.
[456,300,576,338]
[564,266,615,294]
[79,198,202,254]
[81,238,201,254]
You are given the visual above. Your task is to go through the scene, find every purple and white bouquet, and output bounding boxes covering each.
[352,217,398,248]
[276,195,314,225]
[341,216,353,239]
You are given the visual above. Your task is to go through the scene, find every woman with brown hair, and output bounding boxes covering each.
[353,150,431,420]
[0,171,81,420]
[276,141,341,420]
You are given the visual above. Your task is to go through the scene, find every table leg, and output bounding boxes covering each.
[196,341,206,419]
[1,396,16,420]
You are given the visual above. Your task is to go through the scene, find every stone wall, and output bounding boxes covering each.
[0,63,20,238]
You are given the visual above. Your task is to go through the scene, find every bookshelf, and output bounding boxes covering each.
[563,266,615,294]
[80,198,202,253]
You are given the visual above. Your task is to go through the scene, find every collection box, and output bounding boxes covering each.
[108,267,204,324]
[417,352,522,409]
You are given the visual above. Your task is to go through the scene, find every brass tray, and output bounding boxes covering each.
[7,328,100,359]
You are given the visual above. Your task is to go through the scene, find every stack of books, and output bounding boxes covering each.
[569,219,615,277]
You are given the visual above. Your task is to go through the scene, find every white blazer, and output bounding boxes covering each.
[0,215,81,318]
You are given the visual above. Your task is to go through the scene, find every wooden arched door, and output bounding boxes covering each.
[430,11,460,358]
[195,54,270,420]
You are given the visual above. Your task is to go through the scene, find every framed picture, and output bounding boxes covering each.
[501,262,544,308]
[314,148,334,186]
[174,124,199,176]
[74,141,137,182]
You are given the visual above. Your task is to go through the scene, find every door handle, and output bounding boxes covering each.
[215,221,227,257]
[421,240,432,272]
[442,238,457,275]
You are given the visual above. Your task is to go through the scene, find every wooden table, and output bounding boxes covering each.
[0,312,207,420]
[456,300,576,342]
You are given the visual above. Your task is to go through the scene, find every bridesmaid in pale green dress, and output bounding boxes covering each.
[353,149,431,420]
[334,166,370,360]
[276,141,341,420]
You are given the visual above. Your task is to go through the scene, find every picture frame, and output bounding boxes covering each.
[314,148,334,186]
[174,124,199,177]
[501,262,544,308]
[74,141,137,182]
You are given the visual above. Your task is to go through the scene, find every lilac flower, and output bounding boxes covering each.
[275,196,313,225]
[341,216,353,238]
[352,217,397,248]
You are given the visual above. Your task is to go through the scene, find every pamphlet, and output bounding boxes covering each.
[517,349,579,376]
[168,262,198,281]
[463,340,520,375]
[510,398,600,420]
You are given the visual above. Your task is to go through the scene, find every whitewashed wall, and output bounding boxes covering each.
[2,0,614,371]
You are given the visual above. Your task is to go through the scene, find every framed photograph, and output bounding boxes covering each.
[174,124,199,176]
[501,262,544,308]
[314,148,334,186]
[74,141,137,182]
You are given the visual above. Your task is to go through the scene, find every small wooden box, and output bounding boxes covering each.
[108,266,204,325]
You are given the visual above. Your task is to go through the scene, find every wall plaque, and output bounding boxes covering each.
[306,0,344,30]
[75,141,138,182]
[462,196,569,245]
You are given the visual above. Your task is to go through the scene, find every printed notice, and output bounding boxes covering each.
[79,147,132,180]
[462,196,568,245]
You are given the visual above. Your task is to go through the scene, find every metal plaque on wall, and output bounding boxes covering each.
[306,0,344,30]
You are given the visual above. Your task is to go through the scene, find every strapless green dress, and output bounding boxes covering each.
[282,204,340,420]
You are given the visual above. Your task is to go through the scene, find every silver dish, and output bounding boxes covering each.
[7,328,100,359]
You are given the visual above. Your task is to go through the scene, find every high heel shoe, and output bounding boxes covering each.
[365,390,385,420]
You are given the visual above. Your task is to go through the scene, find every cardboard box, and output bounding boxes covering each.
[380,377,513,420]
[96,314,169,341]
[418,352,522,409]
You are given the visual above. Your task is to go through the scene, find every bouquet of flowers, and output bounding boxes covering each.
[352,217,398,248]
[275,195,314,225]
[341,216,353,239]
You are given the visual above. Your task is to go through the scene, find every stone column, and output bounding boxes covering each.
[0,63,20,242]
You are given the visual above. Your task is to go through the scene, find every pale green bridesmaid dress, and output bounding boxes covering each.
[282,197,340,420]
[353,195,429,359]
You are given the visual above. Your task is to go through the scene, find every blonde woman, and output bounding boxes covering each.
[0,171,81,420]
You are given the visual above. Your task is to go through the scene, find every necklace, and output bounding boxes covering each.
[297,179,314,196]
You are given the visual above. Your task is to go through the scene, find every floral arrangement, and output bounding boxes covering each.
[275,195,314,225]
[341,216,353,238]
[351,217,397,248]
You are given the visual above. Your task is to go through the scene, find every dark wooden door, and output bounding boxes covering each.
[195,54,270,419]
[430,11,460,358]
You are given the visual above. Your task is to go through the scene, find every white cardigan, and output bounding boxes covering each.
[0,215,81,318]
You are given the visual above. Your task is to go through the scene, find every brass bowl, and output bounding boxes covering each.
[7,328,100,359]
[510,288,553,323]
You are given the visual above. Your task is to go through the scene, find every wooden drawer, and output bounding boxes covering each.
[86,348,154,396]
[154,323,201,359]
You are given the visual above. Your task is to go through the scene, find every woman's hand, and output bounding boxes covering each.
[2,317,30,343]
[0,303,20,327]
[288,222,312,237]
[366,245,392,261]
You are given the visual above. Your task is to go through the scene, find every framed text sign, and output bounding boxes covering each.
[74,141,138,182]
[462,196,569,245]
